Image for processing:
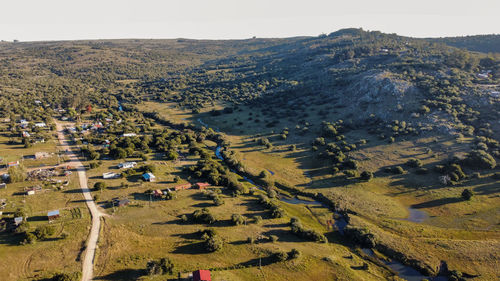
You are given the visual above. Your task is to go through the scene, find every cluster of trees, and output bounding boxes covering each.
[258,194,286,218]
[146,257,174,276]
[289,217,327,243]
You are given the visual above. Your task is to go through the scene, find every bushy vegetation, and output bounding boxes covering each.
[289,217,327,243]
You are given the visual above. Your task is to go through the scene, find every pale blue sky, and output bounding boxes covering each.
[1,0,498,41]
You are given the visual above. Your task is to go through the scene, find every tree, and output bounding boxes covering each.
[360,171,373,181]
[94,182,106,191]
[231,214,246,225]
[461,189,473,201]
[7,165,27,183]
[204,235,223,252]
[34,225,55,240]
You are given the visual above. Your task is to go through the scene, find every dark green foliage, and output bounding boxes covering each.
[258,194,286,218]
[406,158,423,168]
[147,257,174,275]
[192,208,216,224]
[273,250,289,262]
[463,150,496,169]
[391,166,404,174]
[360,171,373,181]
[289,217,327,243]
[231,214,246,225]
[94,182,106,191]
[33,225,55,240]
[204,234,223,252]
[461,189,473,201]
[289,248,301,259]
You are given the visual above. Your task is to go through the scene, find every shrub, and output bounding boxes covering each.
[344,170,358,178]
[289,248,301,259]
[253,215,263,224]
[360,171,373,181]
[192,208,216,224]
[146,257,174,275]
[406,158,423,168]
[461,189,473,201]
[463,150,496,169]
[273,250,289,262]
[391,166,404,174]
[204,235,223,252]
[290,218,327,243]
[34,225,55,240]
[94,182,106,191]
[231,214,246,225]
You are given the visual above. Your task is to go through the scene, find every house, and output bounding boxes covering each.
[153,189,163,197]
[122,133,137,137]
[20,119,28,125]
[34,122,47,128]
[47,210,60,221]
[174,183,192,191]
[0,183,6,189]
[118,162,137,169]
[196,182,210,189]
[26,190,35,195]
[14,217,23,226]
[142,172,156,182]
[22,131,31,138]
[35,152,50,159]
[103,172,119,179]
[7,161,19,167]
[112,198,130,207]
[34,100,42,104]
[192,270,211,281]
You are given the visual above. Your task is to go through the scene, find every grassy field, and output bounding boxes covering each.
[94,188,394,281]
[134,101,500,279]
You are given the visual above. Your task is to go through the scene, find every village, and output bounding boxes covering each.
[0,104,253,281]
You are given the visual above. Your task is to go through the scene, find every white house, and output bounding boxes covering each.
[122,133,137,137]
[34,122,47,128]
[118,162,137,169]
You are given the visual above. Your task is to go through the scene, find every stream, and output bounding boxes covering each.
[214,145,445,281]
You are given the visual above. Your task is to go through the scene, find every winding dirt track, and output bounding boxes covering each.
[55,121,104,281]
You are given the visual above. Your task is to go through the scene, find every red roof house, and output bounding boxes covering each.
[196,182,210,189]
[193,270,211,281]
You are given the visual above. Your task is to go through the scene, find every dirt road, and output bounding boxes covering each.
[55,121,103,281]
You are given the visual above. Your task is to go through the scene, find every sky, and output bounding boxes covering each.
[0,0,498,41]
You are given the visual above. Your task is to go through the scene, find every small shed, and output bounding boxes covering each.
[192,270,211,281]
[0,183,6,189]
[26,190,35,196]
[142,172,156,182]
[47,210,60,221]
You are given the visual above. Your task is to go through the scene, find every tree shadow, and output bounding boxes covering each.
[95,269,146,281]
[411,197,462,209]
[172,241,207,254]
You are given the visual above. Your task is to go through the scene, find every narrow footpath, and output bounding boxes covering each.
[55,121,103,281]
